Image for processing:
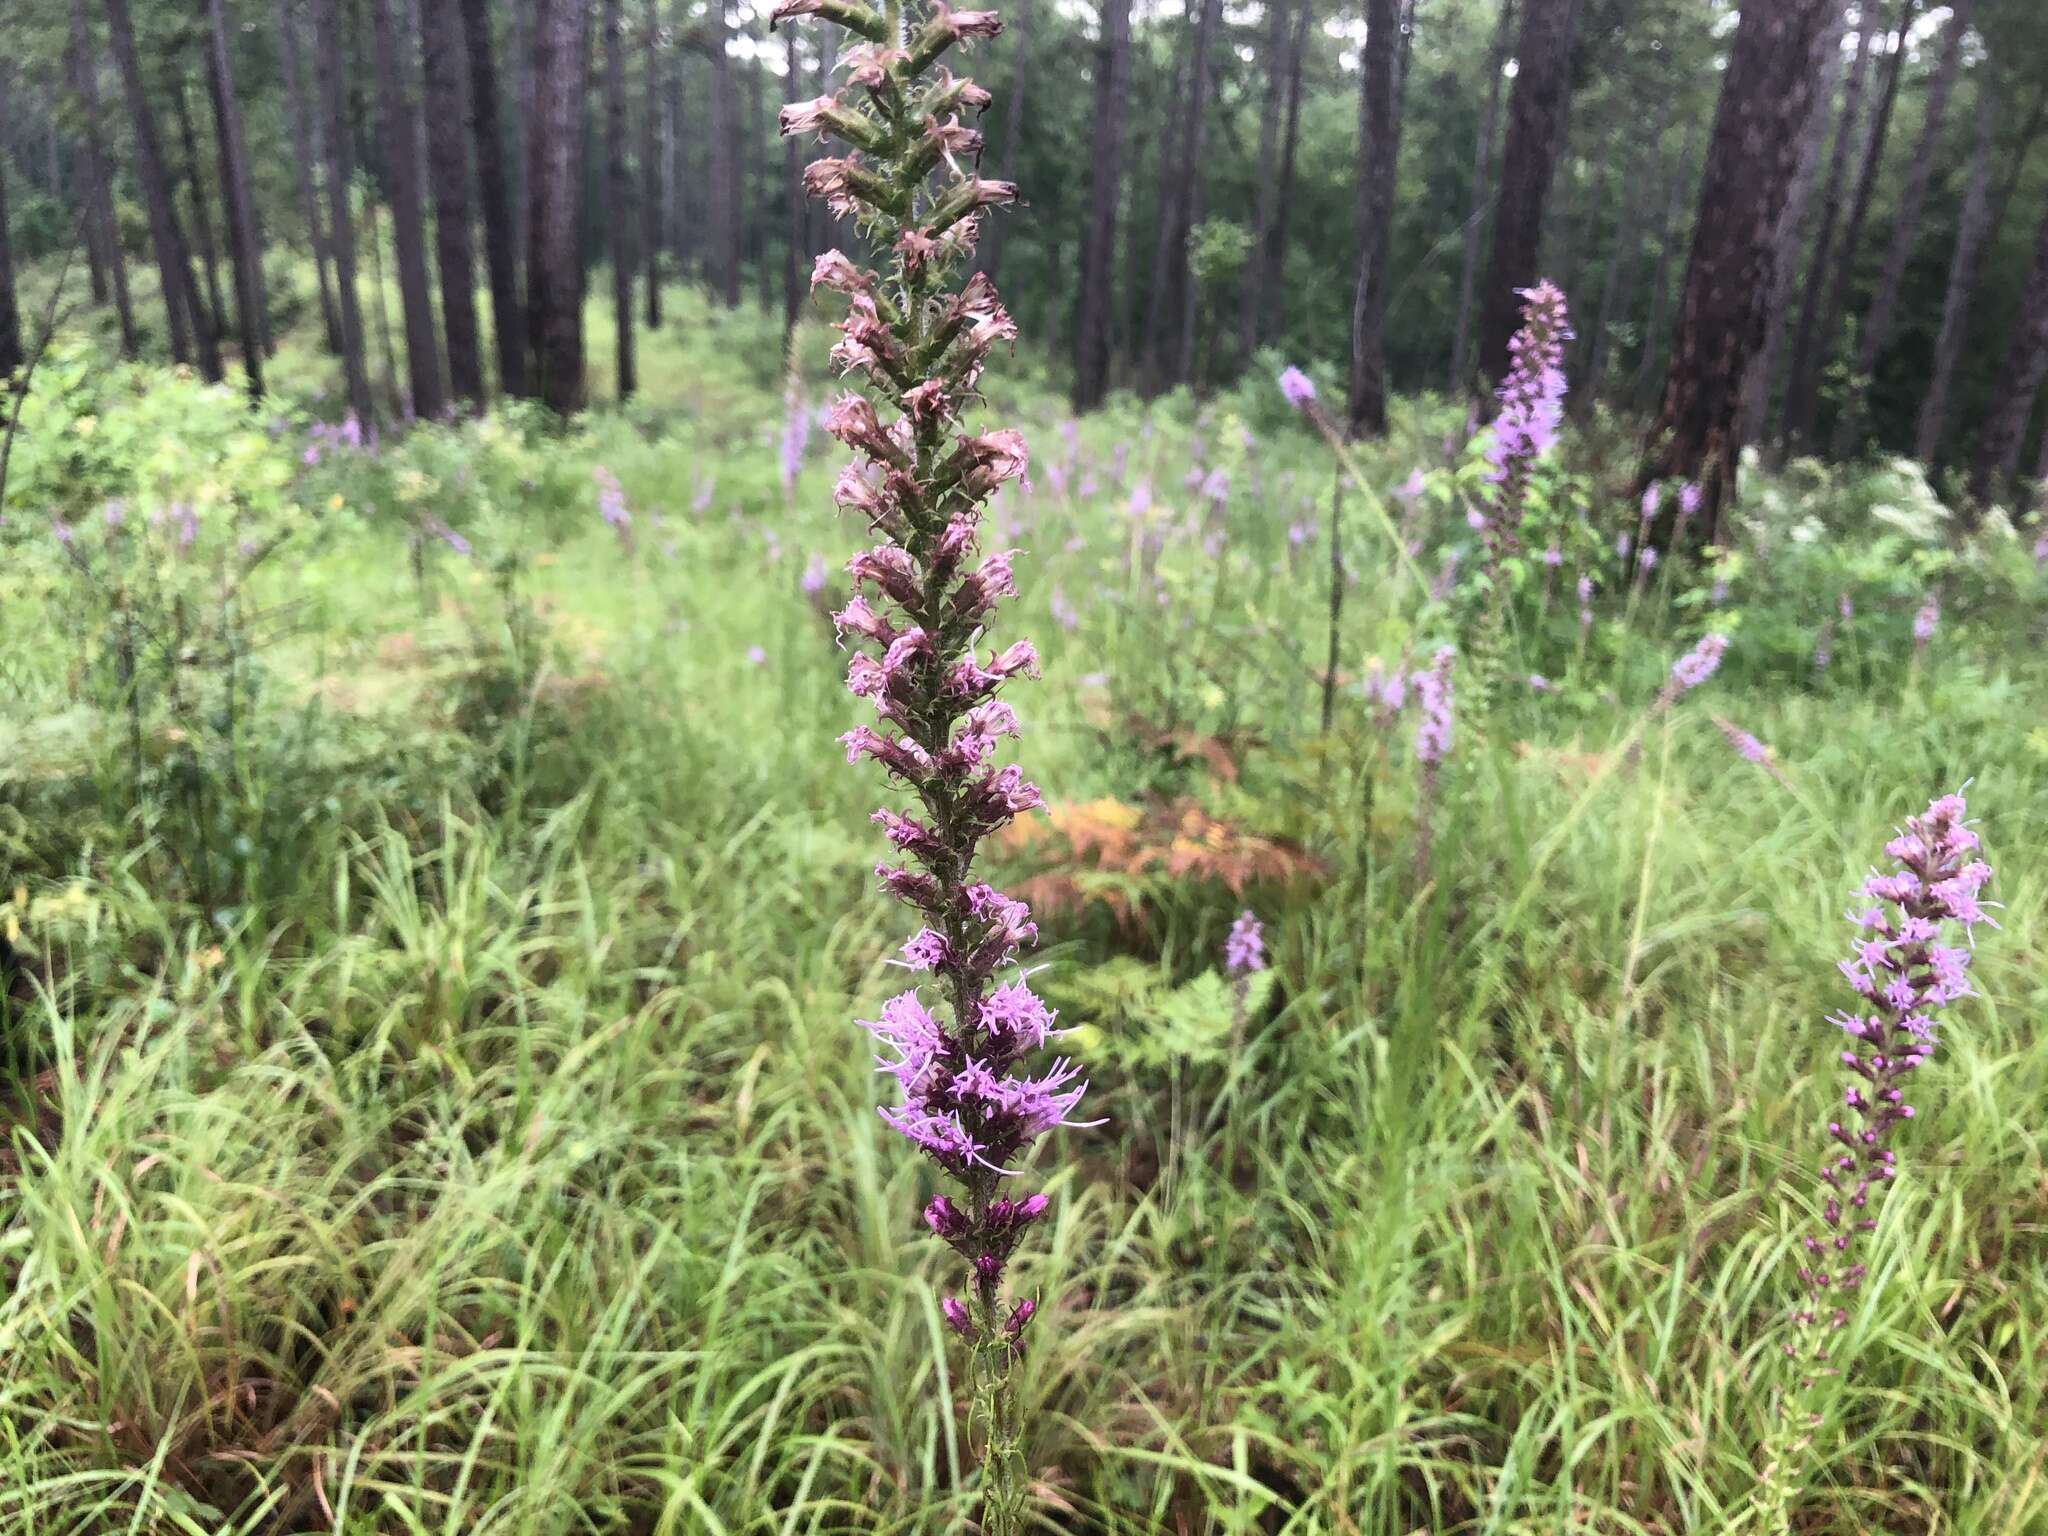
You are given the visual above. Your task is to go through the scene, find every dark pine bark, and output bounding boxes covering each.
[275,0,342,354]
[526,0,589,413]
[1477,0,1576,387]
[1586,104,1670,406]
[1237,0,1293,365]
[706,0,740,307]
[1640,0,1840,532]
[1450,0,1515,393]
[67,0,140,357]
[421,0,485,406]
[1262,0,1313,349]
[977,0,1031,284]
[204,0,268,396]
[314,0,375,428]
[603,0,635,398]
[1631,117,1701,408]
[1138,20,1194,395]
[172,78,228,354]
[644,0,664,328]
[1791,0,1916,451]
[1837,0,1973,456]
[372,0,448,421]
[0,152,19,381]
[1969,201,2048,504]
[1738,0,1850,447]
[1916,78,2001,462]
[1073,0,1131,411]
[1345,0,1401,439]
[1780,0,1881,455]
[1172,0,1223,383]
[104,0,217,377]
[458,0,526,397]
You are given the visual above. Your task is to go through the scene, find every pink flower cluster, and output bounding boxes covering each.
[778,0,1090,1372]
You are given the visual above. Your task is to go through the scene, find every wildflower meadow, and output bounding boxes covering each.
[5,0,2048,1532]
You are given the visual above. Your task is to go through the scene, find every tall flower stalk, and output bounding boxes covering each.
[775,5,1090,1528]
[1757,793,1994,1529]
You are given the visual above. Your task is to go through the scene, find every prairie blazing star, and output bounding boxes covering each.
[594,466,633,549]
[1656,632,1728,710]
[1761,794,1994,1518]
[1414,646,1455,875]
[1278,366,1317,409]
[779,6,1087,1527]
[1913,596,1940,647]
[1225,911,1266,975]
[1482,281,1571,556]
[1713,714,1788,786]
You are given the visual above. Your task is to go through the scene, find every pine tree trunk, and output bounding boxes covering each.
[1792,0,1915,451]
[975,0,1031,285]
[1837,0,1972,456]
[1969,201,2048,504]
[1916,79,2003,463]
[1236,0,1291,366]
[0,153,20,381]
[1345,0,1400,439]
[68,0,139,357]
[313,0,375,426]
[1780,0,1881,455]
[275,0,342,353]
[173,78,228,354]
[1449,0,1514,393]
[1738,0,1849,448]
[458,0,525,397]
[526,0,588,412]
[748,60,772,312]
[1073,0,1131,411]
[1261,0,1313,350]
[103,0,216,376]
[1172,0,1223,385]
[644,0,664,329]
[706,0,739,307]
[1586,106,1667,405]
[603,0,635,398]
[372,0,448,420]
[204,0,268,396]
[670,2,691,270]
[1138,20,1193,396]
[1640,0,1840,532]
[365,186,404,412]
[1478,0,1576,386]
[419,0,484,405]
[1631,118,1701,409]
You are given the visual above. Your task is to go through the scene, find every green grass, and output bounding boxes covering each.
[2,269,2046,1534]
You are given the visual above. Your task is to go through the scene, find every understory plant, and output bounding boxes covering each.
[773,1,1095,1528]
[1757,792,1995,1529]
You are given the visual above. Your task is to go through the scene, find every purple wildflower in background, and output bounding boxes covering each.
[781,385,813,497]
[1414,647,1455,876]
[1577,573,1594,632]
[1542,546,1563,567]
[1528,673,1555,693]
[172,503,198,550]
[1839,593,1854,621]
[1714,715,1789,786]
[1662,632,1729,703]
[747,645,769,667]
[103,500,126,531]
[1638,546,1659,572]
[781,5,1082,1524]
[52,518,75,548]
[2033,531,2047,565]
[1415,647,1455,765]
[1791,794,1992,1362]
[1278,366,1317,409]
[1050,588,1079,631]
[1482,281,1571,553]
[1678,482,1702,522]
[1225,912,1267,976]
[594,466,634,549]
[1395,468,1427,501]
[1913,596,1940,646]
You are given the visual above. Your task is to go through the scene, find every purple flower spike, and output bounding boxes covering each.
[1481,281,1571,557]
[1788,795,1992,1375]
[1913,596,1940,647]
[1278,366,1317,409]
[1225,912,1266,976]
[784,7,1086,1517]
